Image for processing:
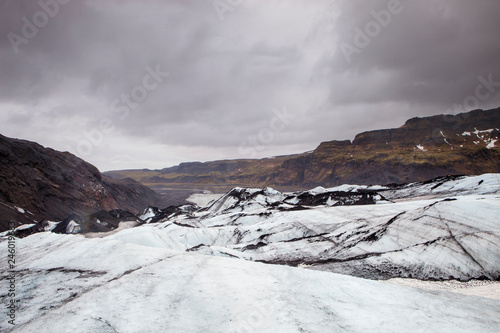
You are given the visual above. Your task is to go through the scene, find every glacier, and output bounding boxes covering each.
[1,173,499,332]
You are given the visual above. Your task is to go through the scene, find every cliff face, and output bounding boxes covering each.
[106,107,500,190]
[0,134,167,231]
[287,108,500,186]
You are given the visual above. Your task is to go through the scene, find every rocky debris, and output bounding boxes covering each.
[285,190,380,206]
[139,204,198,224]
[7,209,142,237]
[89,209,139,230]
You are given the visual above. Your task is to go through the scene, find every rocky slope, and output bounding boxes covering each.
[0,134,168,232]
[106,107,500,189]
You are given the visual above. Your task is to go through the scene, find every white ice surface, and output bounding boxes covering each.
[1,233,499,333]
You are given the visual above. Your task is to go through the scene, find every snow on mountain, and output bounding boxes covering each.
[1,232,499,332]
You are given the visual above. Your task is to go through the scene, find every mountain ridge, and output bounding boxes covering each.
[106,107,500,190]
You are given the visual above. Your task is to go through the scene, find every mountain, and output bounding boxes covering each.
[1,173,499,332]
[106,107,500,189]
[0,134,168,232]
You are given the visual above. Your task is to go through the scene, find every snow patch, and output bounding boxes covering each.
[66,220,81,234]
[440,131,453,149]
[326,196,337,206]
[308,186,326,195]
[139,207,157,223]
[45,221,59,232]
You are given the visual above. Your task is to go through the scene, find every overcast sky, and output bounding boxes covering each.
[1,0,499,171]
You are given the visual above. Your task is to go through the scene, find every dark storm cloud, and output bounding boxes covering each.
[329,0,500,106]
[0,0,499,170]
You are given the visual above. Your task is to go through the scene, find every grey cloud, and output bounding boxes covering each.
[328,0,500,107]
[0,0,499,170]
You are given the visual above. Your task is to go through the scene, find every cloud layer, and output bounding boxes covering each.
[1,0,499,170]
